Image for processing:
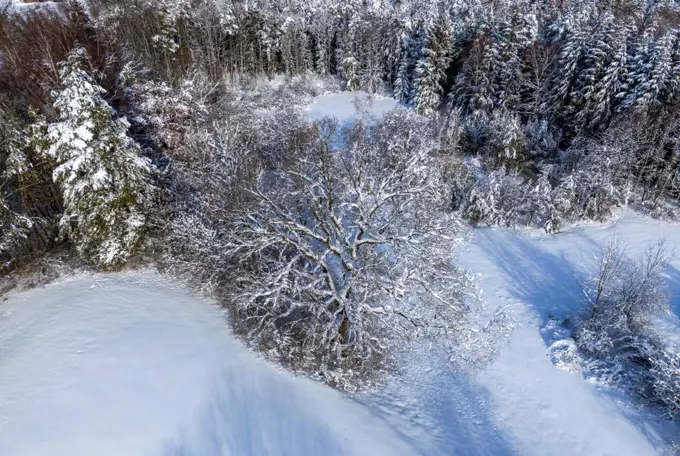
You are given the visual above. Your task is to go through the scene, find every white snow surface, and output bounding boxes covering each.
[306,91,400,124]
[3,0,63,16]
[461,212,680,456]
[0,272,417,456]
[1,212,678,456]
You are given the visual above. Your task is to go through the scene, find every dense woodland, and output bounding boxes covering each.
[1,0,680,395]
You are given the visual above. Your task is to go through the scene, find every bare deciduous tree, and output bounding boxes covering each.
[224,116,510,388]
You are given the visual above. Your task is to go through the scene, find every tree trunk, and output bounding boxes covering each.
[338,311,349,344]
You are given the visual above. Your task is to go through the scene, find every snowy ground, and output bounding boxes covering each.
[306,91,399,124]
[359,212,680,456]
[1,91,679,455]
[1,214,677,456]
[464,213,680,456]
[0,272,418,456]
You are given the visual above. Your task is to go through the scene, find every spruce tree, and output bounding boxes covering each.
[46,48,155,268]
[412,14,453,115]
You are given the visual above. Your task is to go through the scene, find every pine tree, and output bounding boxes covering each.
[412,14,453,115]
[620,28,656,109]
[46,48,155,268]
[453,30,496,120]
[629,30,674,108]
[587,31,628,129]
[494,12,538,111]
[545,24,587,120]
[570,18,628,131]
[393,23,417,103]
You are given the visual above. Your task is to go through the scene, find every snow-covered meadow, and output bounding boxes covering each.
[1,211,678,456]
[1,93,679,456]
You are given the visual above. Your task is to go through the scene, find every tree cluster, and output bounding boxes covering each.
[571,238,680,419]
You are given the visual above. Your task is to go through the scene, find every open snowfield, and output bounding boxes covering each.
[459,213,680,456]
[0,272,418,456]
[0,212,678,456]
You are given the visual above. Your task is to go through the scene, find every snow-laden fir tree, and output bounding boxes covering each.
[626,30,676,109]
[150,0,190,58]
[568,15,627,131]
[452,30,497,120]
[393,21,419,104]
[412,14,453,115]
[46,47,155,268]
[494,12,538,111]
[544,16,588,120]
[484,109,526,168]
[581,24,628,130]
[620,27,656,109]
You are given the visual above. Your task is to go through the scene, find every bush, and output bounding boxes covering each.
[572,237,680,418]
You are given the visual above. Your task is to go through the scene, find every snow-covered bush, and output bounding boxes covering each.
[46,47,156,268]
[461,169,524,227]
[648,350,680,418]
[126,75,209,155]
[572,237,680,418]
[576,239,672,343]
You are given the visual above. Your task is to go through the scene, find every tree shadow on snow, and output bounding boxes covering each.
[475,228,583,339]
[475,228,680,453]
[357,349,516,456]
[162,362,423,456]
[662,264,680,319]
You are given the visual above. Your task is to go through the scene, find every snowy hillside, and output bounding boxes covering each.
[0,272,417,456]
[1,212,678,456]
[3,0,680,453]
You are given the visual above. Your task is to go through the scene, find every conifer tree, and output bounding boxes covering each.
[570,18,628,130]
[393,23,417,103]
[412,14,453,115]
[46,48,155,268]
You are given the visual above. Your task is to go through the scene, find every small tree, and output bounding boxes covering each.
[575,238,673,354]
[573,237,678,417]
[579,236,628,319]
[342,56,360,91]
[46,47,155,268]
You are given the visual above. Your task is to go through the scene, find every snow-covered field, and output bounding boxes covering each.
[0,272,417,456]
[460,213,680,456]
[306,91,399,124]
[0,213,678,456]
[1,92,678,455]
